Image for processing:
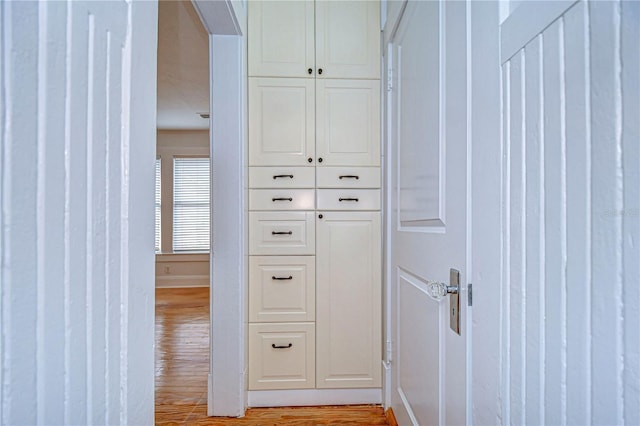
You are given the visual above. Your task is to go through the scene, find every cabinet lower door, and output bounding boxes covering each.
[316,211,381,388]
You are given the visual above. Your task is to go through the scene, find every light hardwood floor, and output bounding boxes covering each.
[155,287,389,425]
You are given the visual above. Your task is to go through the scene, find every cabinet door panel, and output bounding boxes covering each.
[315,0,381,79]
[316,212,381,388]
[248,1,315,77]
[249,78,315,166]
[316,79,380,166]
[249,256,315,322]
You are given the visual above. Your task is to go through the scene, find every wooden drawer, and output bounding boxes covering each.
[249,212,315,255]
[248,323,315,390]
[249,167,315,189]
[317,189,381,211]
[249,189,315,211]
[249,256,315,322]
[316,167,380,188]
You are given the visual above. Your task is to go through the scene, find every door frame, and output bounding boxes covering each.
[192,0,248,417]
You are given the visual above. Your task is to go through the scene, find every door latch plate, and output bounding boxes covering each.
[450,268,460,335]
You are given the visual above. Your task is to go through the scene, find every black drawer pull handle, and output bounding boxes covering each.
[273,174,294,179]
[339,197,359,202]
[272,197,293,202]
[272,231,293,235]
[339,175,359,180]
[272,276,293,280]
[272,343,293,349]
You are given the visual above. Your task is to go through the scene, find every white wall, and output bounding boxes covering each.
[156,130,210,287]
[500,1,639,424]
[1,1,157,425]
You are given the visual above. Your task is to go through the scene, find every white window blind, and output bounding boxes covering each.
[173,158,210,252]
[155,159,161,252]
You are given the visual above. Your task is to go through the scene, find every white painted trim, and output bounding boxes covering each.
[501,0,578,64]
[155,253,209,262]
[155,276,209,288]
[207,34,247,417]
[247,389,382,407]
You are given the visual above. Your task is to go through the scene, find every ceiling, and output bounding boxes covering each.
[157,0,209,130]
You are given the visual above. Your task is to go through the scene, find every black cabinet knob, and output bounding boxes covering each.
[318,157,323,163]
[308,157,313,163]
[318,68,323,75]
[308,68,313,74]
[318,214,323,219]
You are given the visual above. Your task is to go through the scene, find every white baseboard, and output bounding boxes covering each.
[247,388,382,407]
[155,275,209,288]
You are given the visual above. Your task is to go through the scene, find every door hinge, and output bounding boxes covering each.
[387,67,394,92]
[468,283,473,306]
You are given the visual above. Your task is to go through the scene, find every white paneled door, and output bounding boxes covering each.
[387,2,470,425]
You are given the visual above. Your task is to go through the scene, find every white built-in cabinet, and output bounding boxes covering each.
[247,0,381,398]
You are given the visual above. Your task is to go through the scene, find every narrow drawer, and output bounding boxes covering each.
[249,212,315,255]
[248,322,315,390]
[249,167,315,189]
[317,189,381,211]
[249,189,315,211]
[316,167,381,188]
[249,256,315,322]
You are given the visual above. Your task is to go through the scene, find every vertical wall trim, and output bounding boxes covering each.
[36,1,48,422]
[501,60,511,426]
[62,1,73,421]
[85,13,95,419]
[583,3,593,420]
[613,1,625,420]
[558,17,568,424]
[103,28,112,425]
[536,33,546,425]
[118,4,132,423]
[518,50,526,426]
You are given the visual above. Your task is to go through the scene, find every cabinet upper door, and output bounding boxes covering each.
[315,1,381,79]
[316,79,380,166]
[249,78,316,166]
[248,0,315,78]
[316,212,381,388]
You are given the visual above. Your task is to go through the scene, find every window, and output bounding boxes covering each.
[155,159,161,252]
[172,158,210,252]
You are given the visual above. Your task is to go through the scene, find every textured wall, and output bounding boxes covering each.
[501,1,639,424]
[0,1,157,424]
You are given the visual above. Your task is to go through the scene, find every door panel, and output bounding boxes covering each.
[249,78,315,166]
[316,79,380,167]
[315,0,380,79]
[316,212,381,388]
[248,0,315,78]
[388,2,469,425]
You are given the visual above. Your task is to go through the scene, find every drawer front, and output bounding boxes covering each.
[249,212,315,255]
[317,189,381,211]
[249,167,315,189]
[248,323,315,390]
[316,167,380,188]
[249,189,315,211]
[249,256,315,322]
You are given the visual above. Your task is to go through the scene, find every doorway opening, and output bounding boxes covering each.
[154,1,212,422]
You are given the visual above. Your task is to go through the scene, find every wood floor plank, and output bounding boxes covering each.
[155,287,388,425]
